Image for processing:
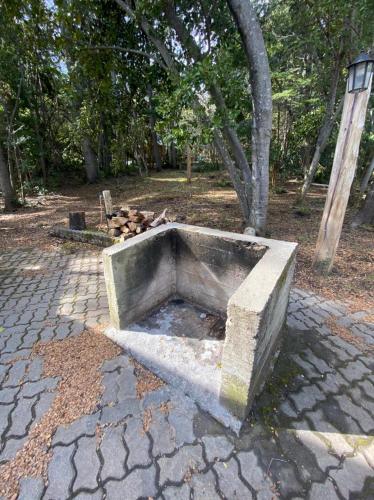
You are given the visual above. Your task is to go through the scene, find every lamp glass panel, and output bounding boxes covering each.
[354,61,366,90]
[364,62,373,88]
[348,67,355,92]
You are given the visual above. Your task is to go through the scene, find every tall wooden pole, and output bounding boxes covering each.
[314,77,372,273]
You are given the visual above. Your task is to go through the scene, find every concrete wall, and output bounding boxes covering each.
[103,227,176,328]
[175,228,266,313]
[103,223,297,425]
[219,240,297,420]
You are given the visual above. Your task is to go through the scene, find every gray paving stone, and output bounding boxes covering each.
[202,435,234,462]
[190,470,220,499]
[329,453,372,498]
[26,357,44,381]
[0,435,27,461]
[238,450,276,496]
[4,360,29,387]
[290,384,325,413]
[100,398,141,424]
[215,457,252,499]
[0,386,19,404]
[8,396,36,437]
[149,410,176,457]
[73,436,101,492]
[163,483,191,500]
[338,360,371,382]
[167,395,197,447]
[21,377,58,398]
[53,414,99,445]
[308,480,340,499]
[100,425,127,481]
[158,444,205,485]
[45,444,75,499]
[125,417,152,468]
[105,466,156,500]
[116,367,137,400]
[18,477,44,500]
[335,394,374,433]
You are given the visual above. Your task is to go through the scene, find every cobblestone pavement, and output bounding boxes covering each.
[0,248,373,500]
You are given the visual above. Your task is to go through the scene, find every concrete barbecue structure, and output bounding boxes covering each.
[103,223,297,432]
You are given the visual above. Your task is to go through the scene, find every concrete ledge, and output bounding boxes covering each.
[51,226,116,247]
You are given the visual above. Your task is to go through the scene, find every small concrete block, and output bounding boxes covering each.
[73,436,101,492]
[53,414,99,445]
[105,466,156,500]
[202,435,234,462]
[125,417,152,469]
[18,477,44,500]
[190,470,220,499]
[308,480,339,499]
[163,483,190,500]
[158,444,205,485]
[100,426,127,481]
[214,458,252,499]
[45,444,75,499]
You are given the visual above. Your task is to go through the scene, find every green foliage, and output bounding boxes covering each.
[0,0,372,201]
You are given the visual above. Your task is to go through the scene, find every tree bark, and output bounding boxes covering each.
[360,156,374,193]
[146,84,162,172]
[162,0,254,223]
[186,144,192,183]
[0,144,17,212]
[226,0,272,233]
[81,137,98,183]
[352,182,374,227]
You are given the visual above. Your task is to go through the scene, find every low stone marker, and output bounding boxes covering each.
[103,223,297,431]
[69,212,86,230]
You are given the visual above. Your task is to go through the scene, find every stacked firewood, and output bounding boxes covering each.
[107,207,169,241]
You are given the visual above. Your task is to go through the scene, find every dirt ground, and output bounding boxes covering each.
[0,170,372,311]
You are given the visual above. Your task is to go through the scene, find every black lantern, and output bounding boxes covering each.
[347,51,374,93]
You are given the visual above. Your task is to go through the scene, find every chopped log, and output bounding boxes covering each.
[127,221,138,232]
[69,212,86,230]
[136,225,142,234]
[140,210,155,220]
[108,228,121,237]
[111,216,129,226]
[102,190,113,216]
[150,208,167,228]
[120,225,130,234]
[119,233,134,242]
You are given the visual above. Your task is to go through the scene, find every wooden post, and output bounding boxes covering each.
[102,190,113,216]
[186,144,192,184]
[313,77,372,273]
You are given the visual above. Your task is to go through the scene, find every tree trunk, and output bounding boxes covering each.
[300,57,344,201]
[352,182,374,227]
[186,144,192,183]
[162,1,253,222]
[226,0,272,233]
[360,156,374,193]
[0,144,17,212]
[81,137,98,183]
[146,84,162,172]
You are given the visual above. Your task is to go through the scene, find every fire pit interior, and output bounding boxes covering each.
[103,223,297,432]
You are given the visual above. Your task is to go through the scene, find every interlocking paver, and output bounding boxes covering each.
[0,248,373,498]
[73,436,101,492]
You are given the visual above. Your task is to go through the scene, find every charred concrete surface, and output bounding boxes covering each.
[0,248,373,498]
[103,223,297,429]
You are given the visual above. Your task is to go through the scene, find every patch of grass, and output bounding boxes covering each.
[215,179,233,188]
[293,203,311,217]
